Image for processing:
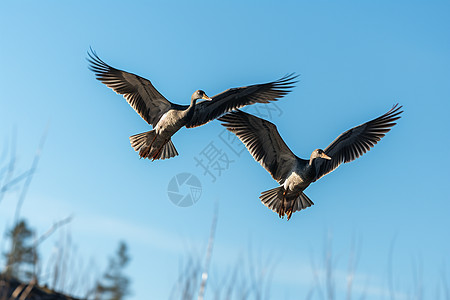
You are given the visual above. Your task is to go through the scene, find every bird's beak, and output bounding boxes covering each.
[322,153,332,160]
[202,94,212,101]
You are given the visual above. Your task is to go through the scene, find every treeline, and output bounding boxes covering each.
[1,218,131,299]
[0,139,131,300]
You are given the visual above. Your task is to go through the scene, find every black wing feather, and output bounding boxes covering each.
[186,74,298,128]
[314,104,403,181]
[87,49,174,127]
[219,110,303,184]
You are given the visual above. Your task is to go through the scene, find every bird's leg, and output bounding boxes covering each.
[282,190,288,219]
[152,140,167,161]
[278,208,284,219]
[139,134,159,159]
[286,208,293,220]
[149,133,158,148]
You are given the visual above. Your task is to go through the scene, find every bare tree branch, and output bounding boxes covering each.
[13,125,49,224]
[18,279,36,300]
[198,202,218,300]
[0,132,17,204]
[346,236,362,300]
[33,216,73,249]
[388,236,397,300]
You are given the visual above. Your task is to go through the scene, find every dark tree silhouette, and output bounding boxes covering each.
[3,219,37,282]
[95,241,131,300]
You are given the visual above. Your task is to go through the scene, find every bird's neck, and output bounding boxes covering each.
[184,98,197,119]
[189,98,197,108]
[304,159,317,181]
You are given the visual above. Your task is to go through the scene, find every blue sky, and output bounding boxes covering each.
[1,1,450,299]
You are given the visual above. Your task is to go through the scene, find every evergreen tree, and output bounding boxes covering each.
[95,241,131,300]
[3,219,37,281]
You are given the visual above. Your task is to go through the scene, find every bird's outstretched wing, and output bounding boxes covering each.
[219,110,304,184]
[87,49,174,127]
[314,104,403,181]
[186,74,298,128]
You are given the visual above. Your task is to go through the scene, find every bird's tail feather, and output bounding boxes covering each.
[297,192,314,211]
[260,187,314,220]
[260,187,284,212]
[129,130,156,159]
[129,130,156,158]
[130,130,179,160]
[154,139,179,160]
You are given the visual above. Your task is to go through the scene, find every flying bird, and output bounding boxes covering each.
[219,104,403,220]
[87,50,297,161]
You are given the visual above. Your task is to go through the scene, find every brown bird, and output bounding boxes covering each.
[87,49,297,161]
[219,104,403,219]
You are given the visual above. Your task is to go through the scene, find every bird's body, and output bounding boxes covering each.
[145,100,194,158]
[219,105,403,220]
[87,49,297,161]
[129,92,206,160]
[284,166,312,194]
